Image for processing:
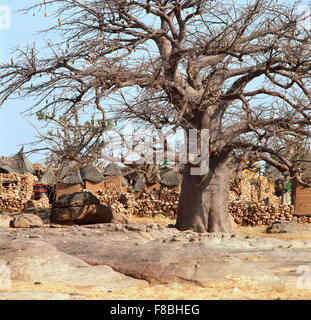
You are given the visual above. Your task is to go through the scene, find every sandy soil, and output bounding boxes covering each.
[4,278,311,300]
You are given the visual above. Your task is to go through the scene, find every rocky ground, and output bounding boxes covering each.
[0,211,311,300]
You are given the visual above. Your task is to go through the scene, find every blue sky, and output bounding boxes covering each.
[0,0,56,163]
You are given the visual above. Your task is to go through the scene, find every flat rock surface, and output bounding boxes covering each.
[266,221,309,234]
[0,236,147,290]
[1,223,311,291]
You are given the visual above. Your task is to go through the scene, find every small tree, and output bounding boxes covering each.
[1,0,311,232]
[32,109,108,166]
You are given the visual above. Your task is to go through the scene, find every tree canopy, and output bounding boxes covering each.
[1,0,311,185]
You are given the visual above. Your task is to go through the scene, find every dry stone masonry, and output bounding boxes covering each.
[229,202,311,226]
[229,169,285,205]
[0,161,311,227]
[94,187,179,218]
[0,173,38,211]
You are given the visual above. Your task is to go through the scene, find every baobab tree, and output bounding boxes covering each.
[1,0,311,232]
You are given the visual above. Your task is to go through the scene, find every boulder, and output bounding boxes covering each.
[266,221,309,234]
[52,192,100,208]
[160,170,182,187]
[23,207,52,224]
[11,214,44,228]
[51,203,128,225]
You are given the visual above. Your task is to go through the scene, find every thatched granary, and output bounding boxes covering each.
[81,163,106,193]
[55,161,84,199]
[38,167,57,185]
[133,173,147,192]
[104,162,122,176]
[0,147,34,175]
[81,163,105,184]
[55,162,127,199]
[159,169,182,193]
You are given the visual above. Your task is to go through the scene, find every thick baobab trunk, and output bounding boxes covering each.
[176,154,235,233]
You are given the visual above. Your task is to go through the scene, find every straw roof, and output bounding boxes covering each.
[104,162,122,176]
[59,161,84,185]
[0,159,15,173]
[0,148,34,174]
[12,152,35,175]
[63,168,84,185]
[80,163,104,183]
[134,178,147,192]
[160,170,182,187]
[38,166,57,185]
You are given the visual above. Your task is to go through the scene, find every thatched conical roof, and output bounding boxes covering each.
[59,161,84,185]
[38,166,57,185]
[104,162,122,176]
[133,173,147,191]
[12,147,34,174]
[0,158,15,173]
[160,170,182,187]
[62,168,84,185]
[0,148,34,174]
[80,163,104,183]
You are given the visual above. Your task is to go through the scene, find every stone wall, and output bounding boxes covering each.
[229,202,311,226]
[229,169,283,205]
[90,187,180,218]
[1,168,311,226]
[93,187,311,226]
[0,173,38,211]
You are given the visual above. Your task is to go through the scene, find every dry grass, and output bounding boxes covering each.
[127,214,176,226]
[127,214,311,242]
[236,224,311,241]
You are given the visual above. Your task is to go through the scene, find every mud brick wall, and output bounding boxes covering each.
[56,183,82,199]
[84,176,127,195]
[293,184,311,216]
[0,173,38,211]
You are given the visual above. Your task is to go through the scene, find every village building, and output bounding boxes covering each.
[0,147,35,175]
[160,169,182,193]
[291,154,311,216]
[55,161,84,199]
[0,149,38,211]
